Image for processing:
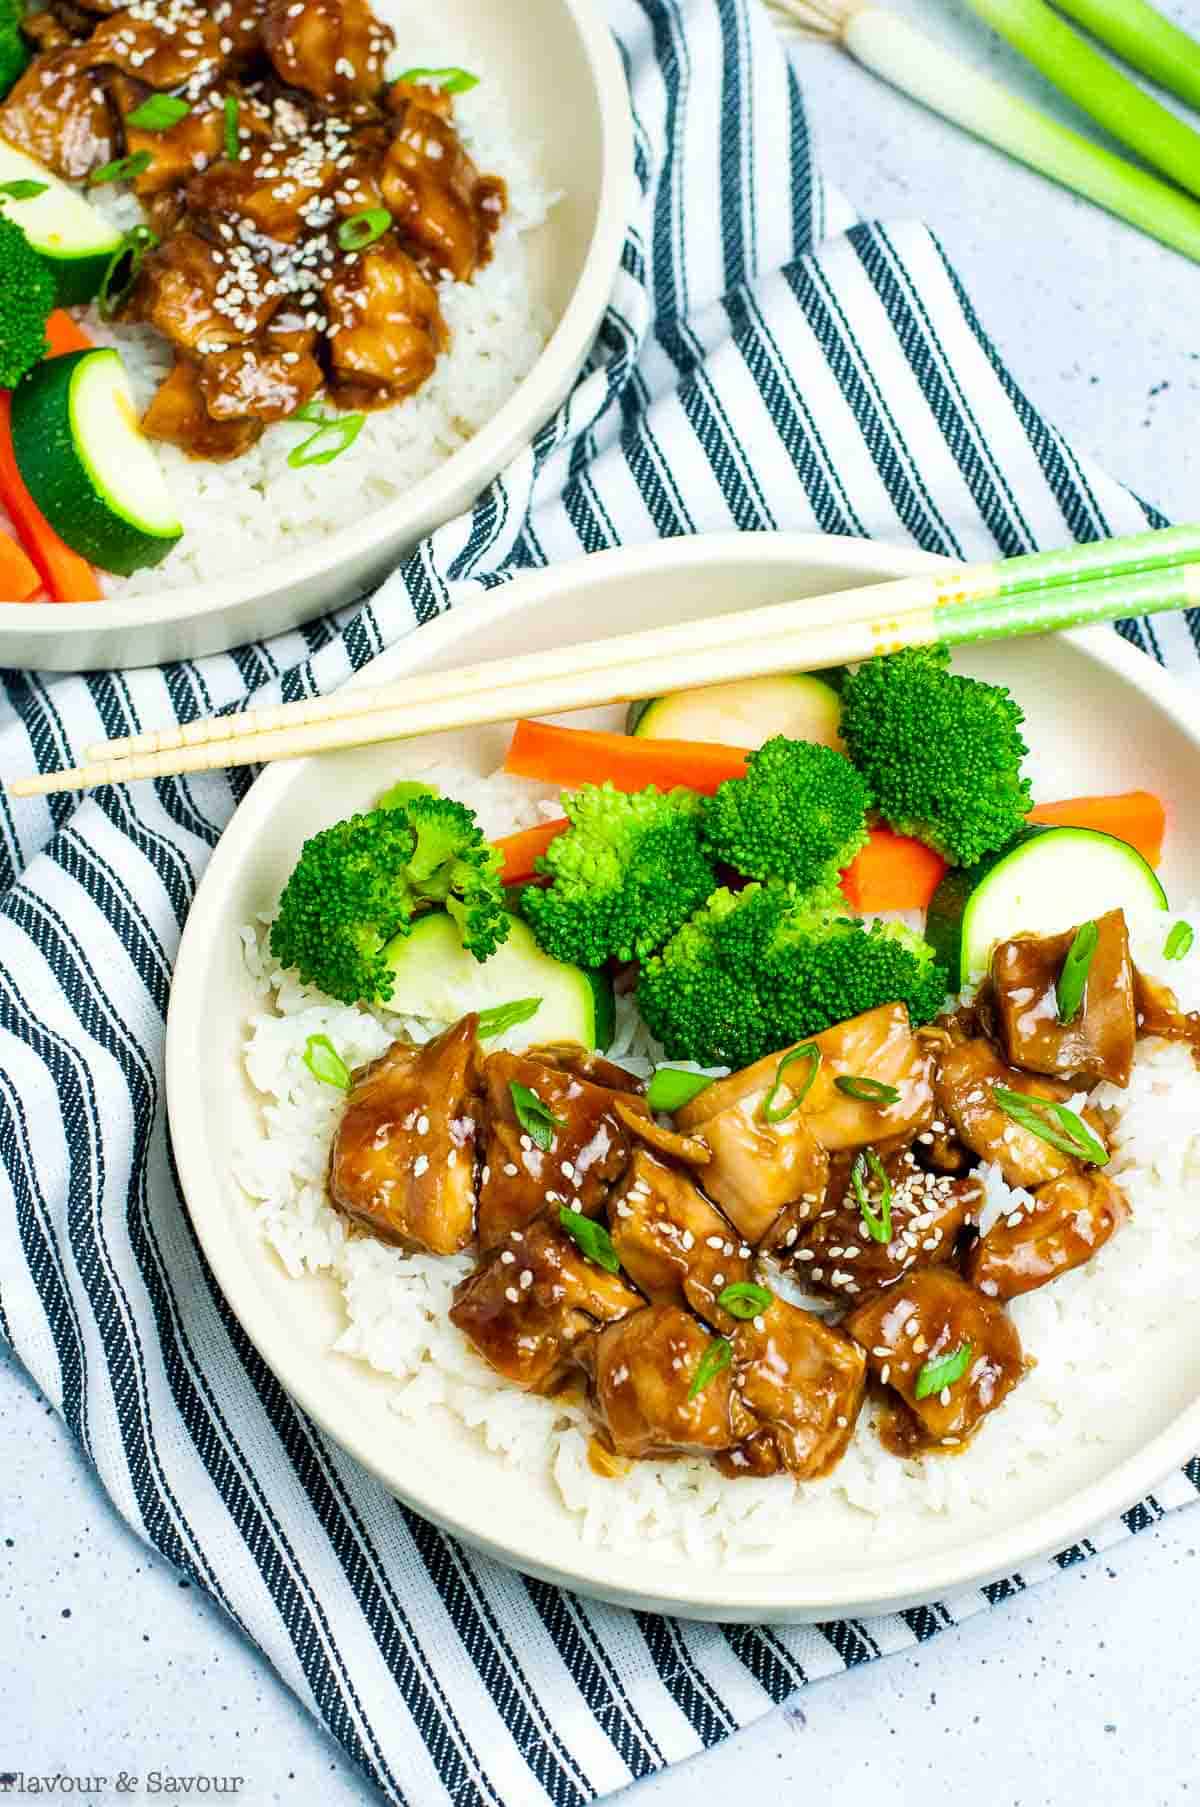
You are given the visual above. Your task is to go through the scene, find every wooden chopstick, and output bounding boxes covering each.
[9,541,1200,800]
[80,522,1200,766]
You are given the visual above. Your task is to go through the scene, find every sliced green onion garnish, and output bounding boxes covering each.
[762,1043,821,1123]
[0,179,48,200]
[688,1335,732,1400]
[1055,919,1098,1022]
[338,206,391,251]
[88,150,154,187]
[223,93,240,161]
[851,1148,893,1245]
[1165,921,1195,962]
[126,93,192,130]
[393,64,480,93]
[914,1341,973,1401]
[510,1080,565,1152]
[558,1205,619,1274]
[475,997,542,1040]
[303,1033,351,1091]
[646,1067,714,1113]
[286,402,366,468]
[97,224,159,321]
[715,1281,773,1320]
[993,1084,1109,1166]
[834,1074,900,1105]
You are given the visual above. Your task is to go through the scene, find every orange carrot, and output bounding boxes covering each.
[0,527,40,600]
[504,721,750,795]
[495,818,569,885]
[0,392,101,603]
[44,310,94,357]
[840,829,949,912]
[1028,791,1164,868]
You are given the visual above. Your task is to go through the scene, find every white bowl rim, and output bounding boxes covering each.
[0,0,634,650]
[168,530,1200,1620]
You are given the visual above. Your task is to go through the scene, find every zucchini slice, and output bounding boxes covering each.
[927,826,1168,989]
[11,348,181,576]
[627,673,844,749]
[383,911,616,1051]
[0,141,124,305]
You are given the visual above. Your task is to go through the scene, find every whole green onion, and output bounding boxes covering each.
[769,0,1200,265]
[1050,0,1200,117]
[967,0,1200,204]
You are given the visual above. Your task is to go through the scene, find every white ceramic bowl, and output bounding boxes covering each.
[168,533,1200,1621]
[0,0,632,673]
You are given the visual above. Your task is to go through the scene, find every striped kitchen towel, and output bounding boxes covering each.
[2,1,1198,1803]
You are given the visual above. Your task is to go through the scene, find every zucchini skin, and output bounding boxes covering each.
[11,350,180,576]
[45,249,118,309]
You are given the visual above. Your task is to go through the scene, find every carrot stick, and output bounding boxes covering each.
[0,392,101,603]
[840,829,949,912]
[0,527,40,600]
[495,818,569,885]
[44,310,93,357]
[1028,790,1164,867]
[504,721,750,794]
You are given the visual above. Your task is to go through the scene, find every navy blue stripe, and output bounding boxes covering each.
[524,1581,663,1779]
[636,1614,736,1749]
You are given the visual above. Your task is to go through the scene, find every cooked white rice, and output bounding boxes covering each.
[235,757,1200,1561]
[78,20,555,597]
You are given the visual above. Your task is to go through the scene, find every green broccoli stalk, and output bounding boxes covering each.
[0,0,29,98]
[702,735,871,897]
[637,881,948,1069]
[269,795,508,1004]
[839,644,1033,866]
[520,782,716,968]
[0,212,52,388]
[404,793,509,962]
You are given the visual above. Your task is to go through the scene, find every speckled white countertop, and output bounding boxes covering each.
[5,6,1200,1803]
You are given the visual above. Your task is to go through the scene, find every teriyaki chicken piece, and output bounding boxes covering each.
[845,1268,1026,1452]
[771,1146,982,1301]
[964,1170,1130,1300]
[450,1217,641,1394]
[718,1298,866,1481]
[476,1046,649,1249]
[328,1016,481,1255]
[584,1305,754,1460]
[607,1146,752,1332]
[991,909,1136,1087]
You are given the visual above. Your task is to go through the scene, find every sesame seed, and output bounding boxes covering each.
[520,1269,533,1290]
[412,1154,428,1178]
[500,1250,515,1265]
[504,1287,519,1304]
[416,1114,429,1136]
[503,1163,518,1177]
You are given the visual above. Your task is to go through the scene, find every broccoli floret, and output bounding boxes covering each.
[0,213,51,388]
[404,792,509,962]
[637,881,948,1068]
[269,795,509,1003]
[838,644,1032,866]
[702,735,870,896]
[0,0,29,98]
[269,809,419,1005]
[521,782,715,966]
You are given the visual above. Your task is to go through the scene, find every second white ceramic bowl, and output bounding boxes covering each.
[0,0,633,672]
